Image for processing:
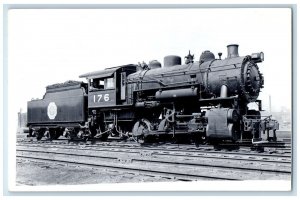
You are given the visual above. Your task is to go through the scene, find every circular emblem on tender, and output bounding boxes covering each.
[47,102,57,120]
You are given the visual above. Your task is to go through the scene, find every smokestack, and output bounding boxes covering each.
[227,44,239,58]
[164,55,181,67]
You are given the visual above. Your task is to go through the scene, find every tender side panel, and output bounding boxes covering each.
[27,88,87,124]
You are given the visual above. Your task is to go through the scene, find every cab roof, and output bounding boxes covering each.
[79,64,137,79]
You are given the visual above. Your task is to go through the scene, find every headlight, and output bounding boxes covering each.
[251,52,264,63]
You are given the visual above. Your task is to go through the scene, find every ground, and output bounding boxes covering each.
[16,158,170,186]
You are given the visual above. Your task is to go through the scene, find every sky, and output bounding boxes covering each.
[8,8,292,125]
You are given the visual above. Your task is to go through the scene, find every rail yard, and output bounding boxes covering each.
[16,134,291,185]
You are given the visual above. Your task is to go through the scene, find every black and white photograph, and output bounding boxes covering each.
[4,3,295,194]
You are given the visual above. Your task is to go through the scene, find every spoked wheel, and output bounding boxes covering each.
[44,130,51,140]
[192,133,207,147]
[53,128,63,140]
[77,129,92,141]
[91,127,110,141]
[54,133,61,140]
[44,129,58,140]
[65,129,79,140]
[33,130,43,140]
[132,118,151,144]
[133,135,145,144]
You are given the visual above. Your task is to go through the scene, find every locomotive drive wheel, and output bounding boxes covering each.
[136,135,145,144]
[97,133,109,141]
[132,119,151,144]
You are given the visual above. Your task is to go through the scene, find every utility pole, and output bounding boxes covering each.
[269,95,272,114]
[18,108,22,128]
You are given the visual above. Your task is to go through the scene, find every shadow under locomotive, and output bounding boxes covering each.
[26,44,279,146]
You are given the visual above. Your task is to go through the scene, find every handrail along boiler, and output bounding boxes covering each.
[27,44,279,144]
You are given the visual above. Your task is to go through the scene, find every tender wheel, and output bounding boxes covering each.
[44,130,51,140]
[54,133,61,140]
[53,128,62,139]
[44,129,61,140]
[34,130,43,140]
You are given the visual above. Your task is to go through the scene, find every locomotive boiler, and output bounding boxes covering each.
[27,44,279,144]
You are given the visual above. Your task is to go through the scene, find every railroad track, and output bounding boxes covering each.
[18,138,292,156]
[17,142,291,160]
[19,137,292,149]
[16,141,291,181]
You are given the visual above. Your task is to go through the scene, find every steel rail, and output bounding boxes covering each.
[17,142,291,158]
[17,147,291,177]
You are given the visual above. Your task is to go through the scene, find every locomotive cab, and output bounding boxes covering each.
[79,64,137,108]
[78,64,137,140]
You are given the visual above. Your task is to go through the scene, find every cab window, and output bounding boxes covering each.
[89,77,114,91]
[105,77,114,89]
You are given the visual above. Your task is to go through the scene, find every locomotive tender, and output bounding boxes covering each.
[27,44,279,144]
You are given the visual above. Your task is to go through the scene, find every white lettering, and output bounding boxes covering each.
[104,94,110,101]
[93,94,110,102]
[97,94,102,102]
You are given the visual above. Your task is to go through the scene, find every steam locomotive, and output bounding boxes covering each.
[27,44,279,144]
